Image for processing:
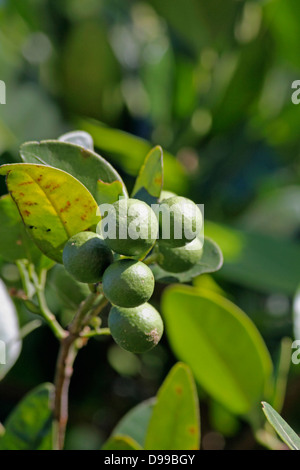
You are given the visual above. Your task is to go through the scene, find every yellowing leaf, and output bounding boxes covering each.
[0,164,100,263]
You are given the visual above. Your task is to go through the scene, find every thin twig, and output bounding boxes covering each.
[68,292,99,335]
[53,335,77,450]
[81,328,111,338]
[30,266,66,340]
[53,291,108,450]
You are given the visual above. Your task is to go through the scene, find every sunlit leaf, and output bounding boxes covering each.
[78,118,188,194]
[97,180,125,205]
[112,399,155,448]
[162,286,273,415]
[145,363,200,450]
[0,194,41,263]
[132,146,163,204]
[20,140,128,204]
[0,163,100,263]
[102,435,142,450]
[262,402,300,450]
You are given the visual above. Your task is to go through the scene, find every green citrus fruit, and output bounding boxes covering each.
[102,259,154,307]
[103,198,158,258]
[158,196,202,248]
[158,190,176,202]
[108,303,164,353]
[63,231,113,283]
[157,237,203,273]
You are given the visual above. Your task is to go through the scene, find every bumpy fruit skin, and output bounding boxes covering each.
[158,196,202,248]
[102,259,154,308]
[157,237,203,273]
[108,303,164,353]
[158,190,176,202]
[63,231,113,283]
[103,198,158,258]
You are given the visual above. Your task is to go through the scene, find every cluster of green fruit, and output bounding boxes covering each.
[62,193,203,354]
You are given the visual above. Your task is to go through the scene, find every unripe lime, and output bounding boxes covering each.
[157,237,203,273]
[108,303,163,353]
[63,231,113,283]
[158,190,176,202]
[158,196,202,248]
[103,198,158,258]
[102,259,154,308]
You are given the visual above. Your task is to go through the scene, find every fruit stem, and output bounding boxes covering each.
[81,328,111,338]
[68,292,99,334]
[30,266,67,340]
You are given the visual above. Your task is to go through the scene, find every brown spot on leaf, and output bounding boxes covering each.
[60,201,71,213]
[19,192,25,197]
[154,177,162,185]
[189,426,197,435]
[16,240,22,246]
[50,184,60,192]
[81,214,87,221]
[24,201,37,206]
[175,386,183,395]
[81,149,90,159]
[24,210,31,217]
[18,181,34,186]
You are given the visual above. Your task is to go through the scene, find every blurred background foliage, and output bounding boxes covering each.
[0,0,300,450]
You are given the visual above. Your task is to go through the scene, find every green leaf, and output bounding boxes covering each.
[112,399,155,448]
[96,180,125,205]
[151,237,223,283]
[0,163,100,263]
[78,118,188,194]
[59,130,94,150]
[262,402,300,450]
[205,221,300,294]
[0,280,22,381]
[209,401,240,437]
[162,286,273,415]
[145,363,200,450]
[271,337,292,414]
[102,435,142,450]
[20,140,128,204]
[132,146,163,204]
[0,194,42,263]
[0,383,54,450]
